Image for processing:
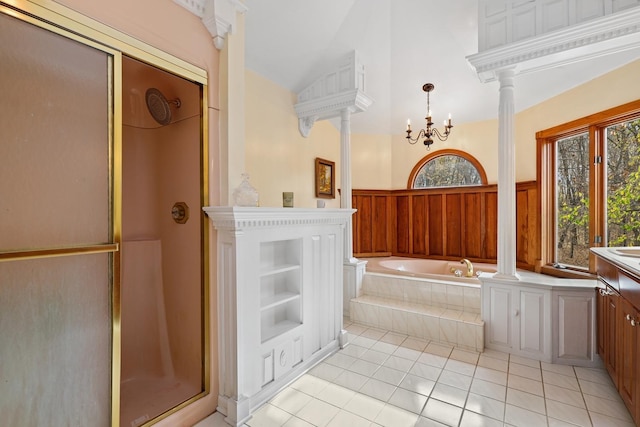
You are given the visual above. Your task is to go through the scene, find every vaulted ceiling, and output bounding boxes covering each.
[244,0,640,135]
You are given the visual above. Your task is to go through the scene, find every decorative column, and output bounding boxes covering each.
[496,67,519,280]
[340,108,355,262]
[339,108,368,323]
[294,52,372,322]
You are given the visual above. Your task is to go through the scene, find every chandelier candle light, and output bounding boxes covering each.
[406,83,453,150]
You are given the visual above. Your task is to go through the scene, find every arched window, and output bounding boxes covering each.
[408,149,487,189]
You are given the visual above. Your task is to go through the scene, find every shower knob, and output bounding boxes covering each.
[171,202,189,224]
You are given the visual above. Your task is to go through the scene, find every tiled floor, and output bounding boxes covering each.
[197,320,635,427]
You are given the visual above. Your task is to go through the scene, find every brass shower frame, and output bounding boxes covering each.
[0,2,210,427]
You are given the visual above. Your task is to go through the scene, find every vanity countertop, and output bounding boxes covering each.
[591,246,640,280]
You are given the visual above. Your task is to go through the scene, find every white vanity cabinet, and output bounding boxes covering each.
[481,272,598,366]
[204,207,354,427]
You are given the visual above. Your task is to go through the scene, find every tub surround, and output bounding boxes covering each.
[350,257,485,352]
[480,270,599,367]
[356,257,601,365]
[366,256,497,282]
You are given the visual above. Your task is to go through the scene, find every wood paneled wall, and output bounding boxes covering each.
[352,181,539,270]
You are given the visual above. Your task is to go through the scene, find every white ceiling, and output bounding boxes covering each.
[244,0,640,135]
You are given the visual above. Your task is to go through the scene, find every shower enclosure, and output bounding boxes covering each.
[0,6,208,426]
[120,57,206,426]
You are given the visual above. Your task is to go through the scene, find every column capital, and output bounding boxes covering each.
[173,0,247,50]
[497,67,516,83]
[294,51,373,137]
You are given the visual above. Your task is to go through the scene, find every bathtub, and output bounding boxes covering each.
[364,256,497,284]
[357,256,490,318]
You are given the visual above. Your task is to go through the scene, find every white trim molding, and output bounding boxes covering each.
[294,51,373,137]
[173,0,247,49]
[468,5,640,82]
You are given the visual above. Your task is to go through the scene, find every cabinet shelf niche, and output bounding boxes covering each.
[260,238,302,343]
[260,264,300,278]
[261,305,301,343]
[261,292,300,312]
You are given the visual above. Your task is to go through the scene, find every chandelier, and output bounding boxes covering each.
[405,83,453,150]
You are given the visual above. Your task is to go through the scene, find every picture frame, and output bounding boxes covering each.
[315,157,335,199]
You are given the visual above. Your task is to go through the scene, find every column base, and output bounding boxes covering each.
[343,259,368,317]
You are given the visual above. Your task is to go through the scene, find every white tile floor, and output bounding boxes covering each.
[196,320,635,427]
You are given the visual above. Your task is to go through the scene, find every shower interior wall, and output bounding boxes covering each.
[121,56,203,424]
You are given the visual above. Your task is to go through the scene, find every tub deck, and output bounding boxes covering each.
[364,256,497,282]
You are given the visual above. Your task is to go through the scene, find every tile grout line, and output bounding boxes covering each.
[257,322,624,427]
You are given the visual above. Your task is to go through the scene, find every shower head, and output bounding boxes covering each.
[145,88,181,126]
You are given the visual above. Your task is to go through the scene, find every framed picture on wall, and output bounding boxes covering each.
[315,157,335,199]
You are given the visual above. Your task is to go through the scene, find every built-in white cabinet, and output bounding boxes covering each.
[204,207,354,427]
[481,272,598,366]
[483,281,551,361]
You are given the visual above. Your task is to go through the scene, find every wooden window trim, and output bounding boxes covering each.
[537,99,640,275]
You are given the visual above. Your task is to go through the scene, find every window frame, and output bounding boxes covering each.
[407,148,488,189]
[536,99,640,275]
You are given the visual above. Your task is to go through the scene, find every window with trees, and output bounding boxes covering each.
[409,149,487,189]
[538,100,640,272]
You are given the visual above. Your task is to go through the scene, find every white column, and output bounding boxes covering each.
[340,108,367,323]
[218,13,245,205]
[496,68,519,279]
[340,108,356,263]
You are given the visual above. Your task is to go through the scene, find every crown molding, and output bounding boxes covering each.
[173,0,247,49]
[467,6,640,82]
[294,89,373,137]
[203,207,355,230]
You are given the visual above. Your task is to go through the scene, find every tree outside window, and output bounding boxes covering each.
[409,149,486,189]
[538,102,640,272]
[606,119,640,247]
[556,133,590,267]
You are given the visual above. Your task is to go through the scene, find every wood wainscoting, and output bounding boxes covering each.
[352,181,539,270]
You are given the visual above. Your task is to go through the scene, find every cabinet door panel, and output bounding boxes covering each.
[556,294,593,361]
[273,340,294,380]
[520,290,546,354]
[619,298,638,419]
[488,287,513,348]
[606,290,620,388]
[262,351,274,386]
[596,288,606,357]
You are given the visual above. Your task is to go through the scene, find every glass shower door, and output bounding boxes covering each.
[0,10,116,427]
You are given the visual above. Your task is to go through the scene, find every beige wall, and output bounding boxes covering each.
[515,58,640,182]
[386,58,640,189]
[249,58,640,192]
[387,118,499,188]
[245,70,342,208]
[351,133,394,189]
